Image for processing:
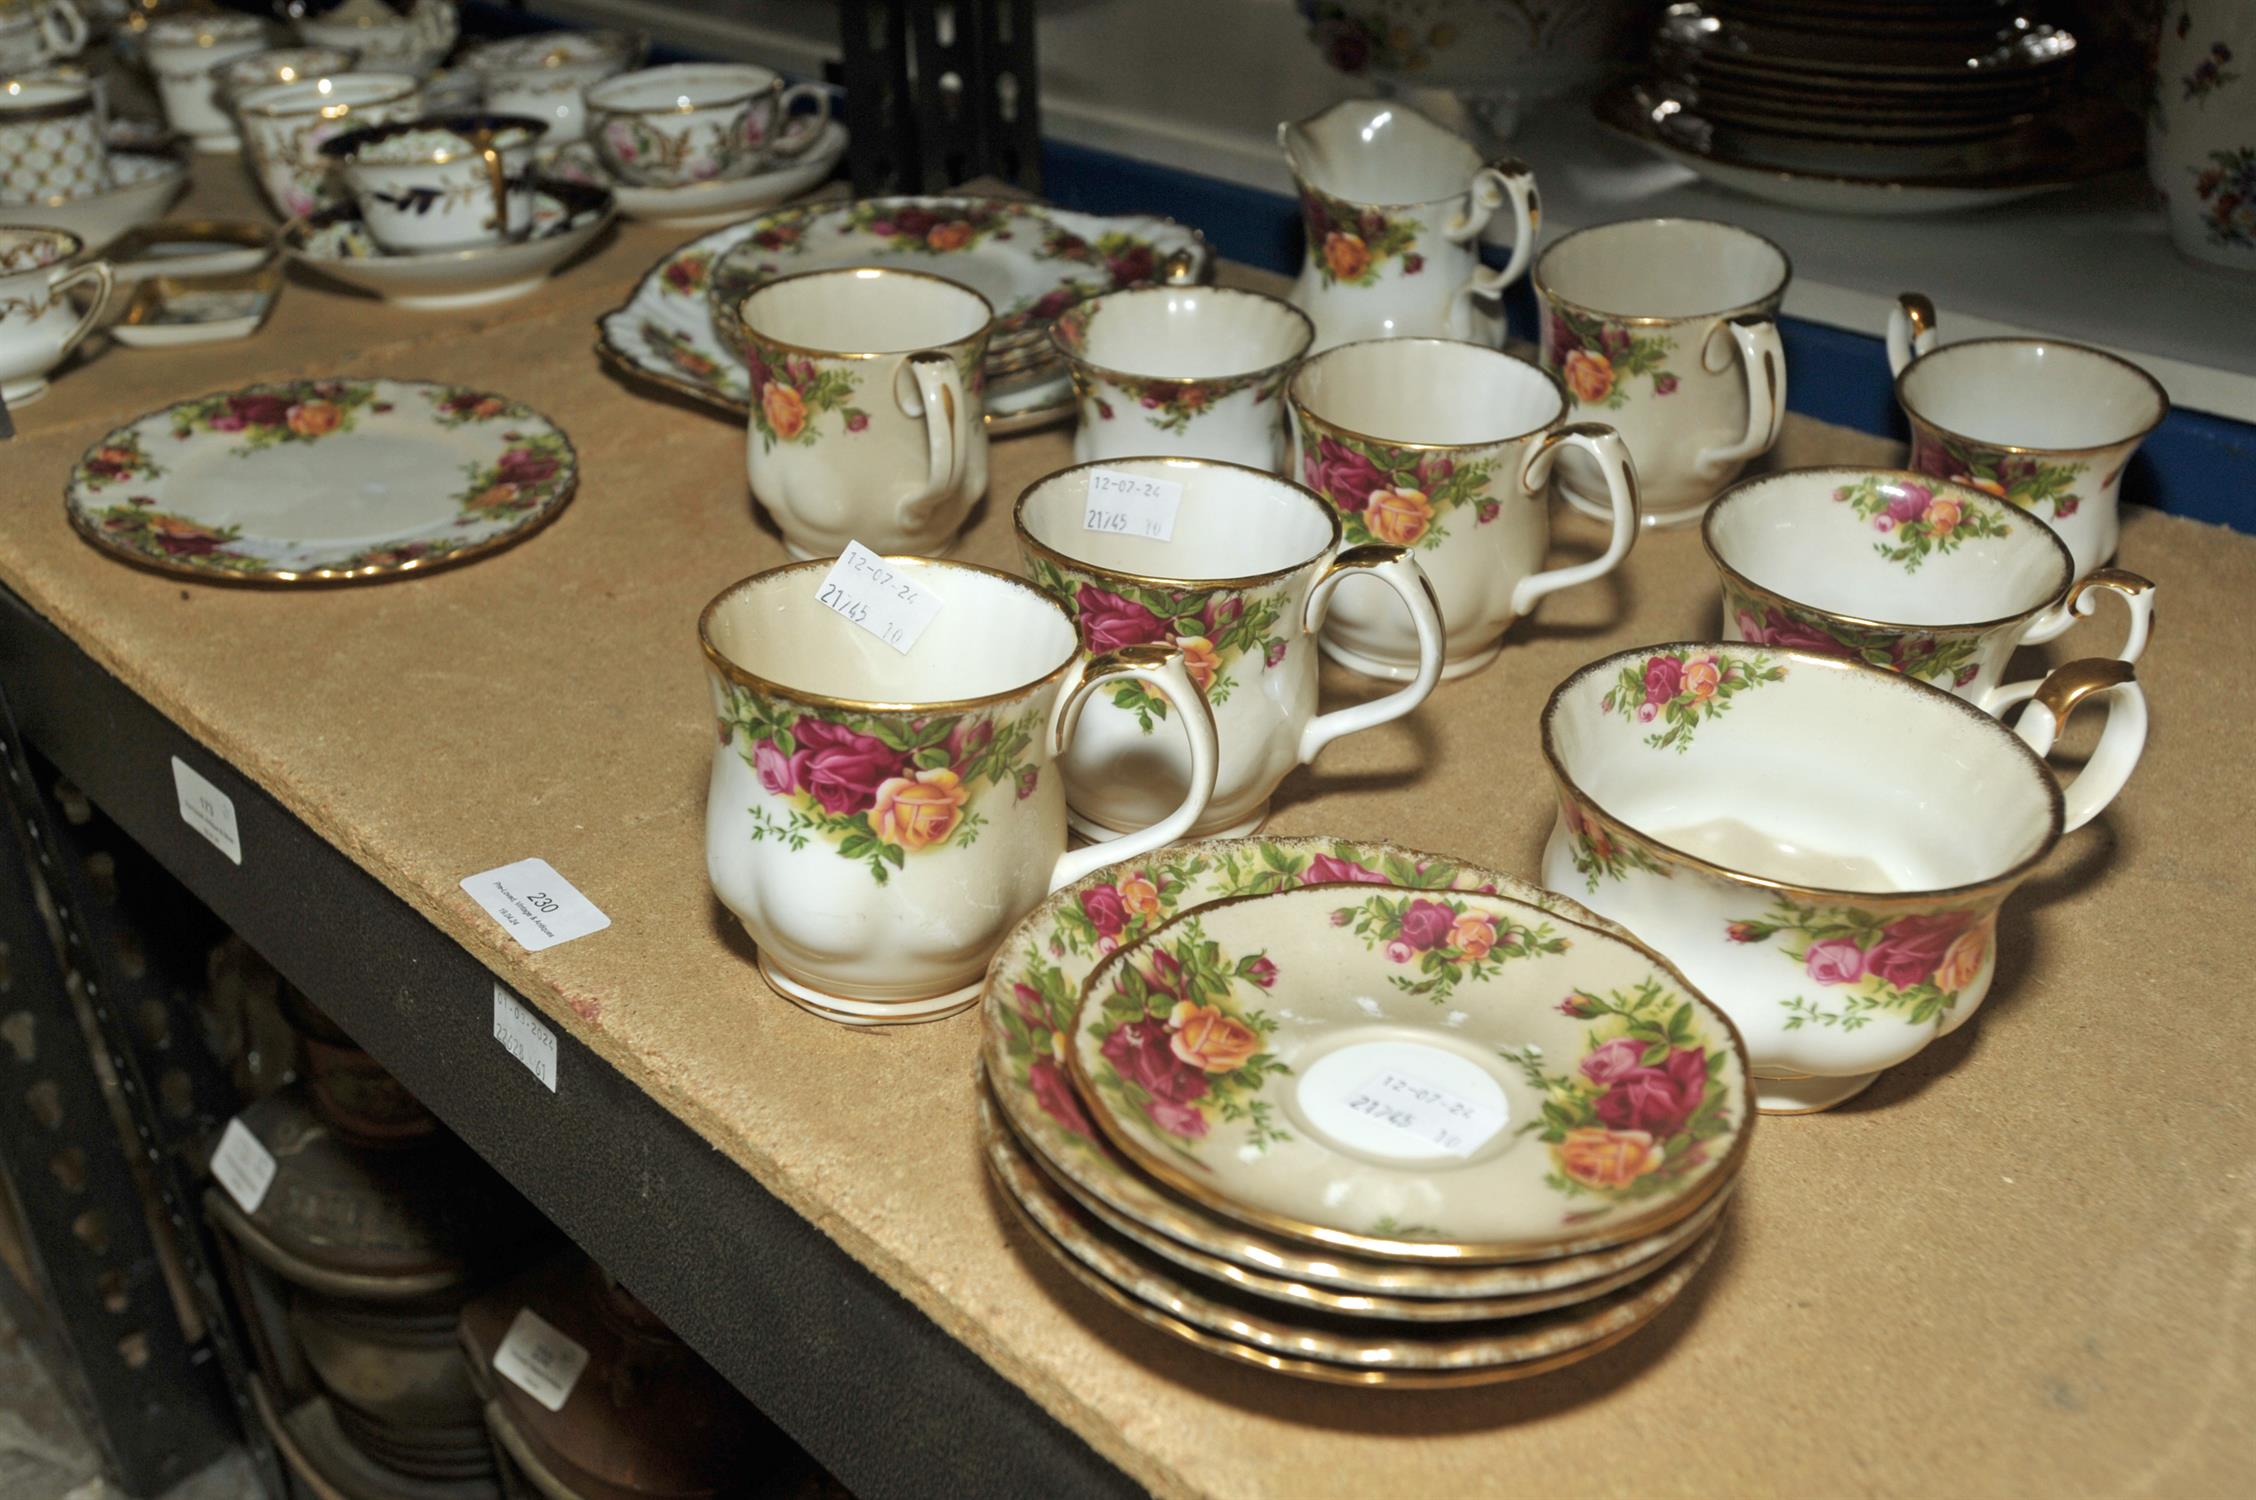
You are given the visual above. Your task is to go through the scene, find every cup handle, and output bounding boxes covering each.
[1692,315,1786,476]
[1513,422,1641,614]
[1158,245,1207,286]
[1296,544,1444,762]
[1886,291,1939,375]
[47,260,112,358]
[1986,569,2156,714]
[766,82,830,157]
[1444,157,1537,339]
[476,142,512,238]
[893,352,968,532]
[1048,644,1218,890]
[44,0,89,54]
[2010,658,2148,834]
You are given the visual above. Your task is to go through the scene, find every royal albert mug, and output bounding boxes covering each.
[321,113,547,252]
[1705,467,2156,711]
[740,267,992,559]
[1541,642,2148,1113]
[1016,456,1443,840]
[1889,294,2169,583]
[585,62,825,187]
[1534,218,1789,528]
[1049,286,1314,473]
[702,557,1219,1024]
[238,73,421,222]
[0,75,105,205]
[1287,337,1639,682]
[0,223,110,404]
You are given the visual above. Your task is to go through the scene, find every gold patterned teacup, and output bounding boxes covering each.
[1704,467,2156,716]
[211,45,358,115]
[0,224,111,405]
[238,73,422,223]
[584,62,826,187]
[0,76,107,205]
[321,113,548,254]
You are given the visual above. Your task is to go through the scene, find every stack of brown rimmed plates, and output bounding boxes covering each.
[977,836,1753,1386]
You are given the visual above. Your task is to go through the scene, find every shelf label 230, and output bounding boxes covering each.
[1083,468,1183,542]
[816,540,944,654]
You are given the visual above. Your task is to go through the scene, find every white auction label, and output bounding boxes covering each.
[210,1117,276,1214]
[814,541,944,654]
[171,757,241,866]
[492,984,557,1092]
[1341,1069,1507,1158]
[1083,468,1183,542]
[459,858,610,952]
[493,1308,589,1413]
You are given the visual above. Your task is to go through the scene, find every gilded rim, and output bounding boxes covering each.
[1538,643,2069,904]
[106,218,273,266]
[1288,336,1567,452]
[585,67,781,117]
[22,151,185,210]
[281,178,613,266]
[735,264,995,360]
[1700,465,2074,635]
[1893,336,2171,456]
[1014,455,1342,591]
[1045,285,1315,390]
[63,378,580,587]
[0,85,94,123]
[320,114,547,167]
[1281,99,1487,212]
[1062,882,1753,1263]
[1532,216,1792,328]
[236,74,418,120]
[0,223,84,274]
[698,555,1080,715]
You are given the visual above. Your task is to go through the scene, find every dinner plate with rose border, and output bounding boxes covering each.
[1066,883,1750,1260]
[980,1086,1722,1385]
[980,837,1751,1292]
[65,379,578,583]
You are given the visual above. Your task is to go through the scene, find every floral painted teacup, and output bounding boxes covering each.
[1050,286,1314,473]
[145,11,270,152]
[0,224,110,404]
[1541,642,2150,1112]
[321,114,548,253]
[1534,218,1790,529]
[740,267,992,559]
[466,29,643,145]
[211,46,358,115]
[0,75,106,205]
[585,62,825,187]
[701,557,1218,1024]
[1705,467,2156,714]
[1016,456,1442,840]
[1287,337,1639,682]
[238,73,422,223]
[1888,294,2170,583]
[1279,98,1537,352]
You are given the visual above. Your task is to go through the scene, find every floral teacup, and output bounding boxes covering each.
[740,267,993,559]
[701,558,1218,1024]
[1534,218,1790,529]
[238,73,422,223]
[1050,286,1314,473]
[0,75,106,205]
[211,46,358,114]
[1888,294,2170,583]
[1287,337,1639,682]
[0,223,109,404]
[1541,642,2150,1112]
[1016,456,1442,840]
[1279,98,1537,352]
[145,11,270,152]
[585,62,826,187]
[321,114,548,253]
[1705,467,2156,713]
[466,29,642,145]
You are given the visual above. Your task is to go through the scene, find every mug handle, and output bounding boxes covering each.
[1048,644,1218,890]
[47,259,112,359]
[1296,544,1444,762]
[1886,291,1940,375]
[43,0,89,55]
[1692,315,1786,477]
[893,351,969,532]
[1513,422,1640,613]
[476,142,513,238]
[766,82,830,158]
[1443,158,1537,339]
[2010,658,2148,834]
[1983,569,2156,715]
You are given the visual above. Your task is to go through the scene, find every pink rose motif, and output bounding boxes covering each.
[752,740,800,796]
[1384,939,1414,963]
[1594,1047,1708,1137]
[1402,252,1424,274]
[1643,655,1684,705]
[1144,1097,1208,1139]
[1265,641,1288,668]
[1106,242,1156,286]
[1743,608,1852,658]
[1874,516,1897,533]
[1100,1017,1207,1104]
[1886,485,1933,523]
[945,717,994,769]
[1397,899,1455,951]
[495,449,559,489]
[844,411,870,433]
[229,393,291,427]
[1636,702,1658,723]
[1416,455,1454,488]
[1579,1037,1650,1087]
[790,718,908,815]
[1864,911,1976,990]
[1302,853,1388,887]
[1544,310,1579,354]
[1016,767,1040,800]
[1804,937,1866,986]
[1030,288,1076,321]
[1080,885,1128,937]
[1302,437,1388,513]
[1598,325,1632,360]
[1909,441,1956,480]
[1027,1057,1093,1138]
[1201,595,1243,637]
[2054,496,2079,518]
[1653,373,1679,396]
[1245,956,1278,988]
[209,411,247,433]
[1075,585,1170,652]
[1011,982,1046,1028]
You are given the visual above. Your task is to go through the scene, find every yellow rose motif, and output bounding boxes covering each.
[1933,915,1993,994]
[1119,872,1161,918]
[871,768,968,850]
[1168,1003,1261,1073]
[1563,349,1615,404]
[1175,635,1222,695]
[1365,487,1435,546]
[1323,230,1372,282]
[1683,658,1721,700]
[927,220,973,250]
[762,381,807,440]
[1558,1127,1664,1189]
[1450,911,1497,961]
[1926,496,1963,534]
[286,399,342,437]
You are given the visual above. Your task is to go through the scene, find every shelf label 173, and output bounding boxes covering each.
[1083,468,1183,542]
[816,540,945,654]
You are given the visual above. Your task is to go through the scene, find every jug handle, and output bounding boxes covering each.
[1887,292,1939,375]
[1445,159,1538,334]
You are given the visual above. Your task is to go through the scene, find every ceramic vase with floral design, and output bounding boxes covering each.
[0,224,108,404]
[1704,468,2157,714]
[1534,218,1790,529]
[1888,294,2170,581]
[1541,644,2150,1112]
[1016,456,1443,840]
[1287,337,1638,682]
[700,558,1218,1024]
[2150,0,2256,273]
[1279,98,1536,353]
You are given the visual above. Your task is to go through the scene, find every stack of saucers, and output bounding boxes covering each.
[978,836,1752,1386]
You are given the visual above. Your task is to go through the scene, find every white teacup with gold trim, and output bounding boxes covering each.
[585,61,825,187]
[1287,336,1640,682]
[238,73,421,223]
[1016,456,1443,841]
[0,76,107,205]
[145,11,270,153]
[466,29,642,145]
[212,46,358,114]
[0,224,110,404]
[1540,643,2149,1113]
[321,113,548,253]
[701,558,1219,1024]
